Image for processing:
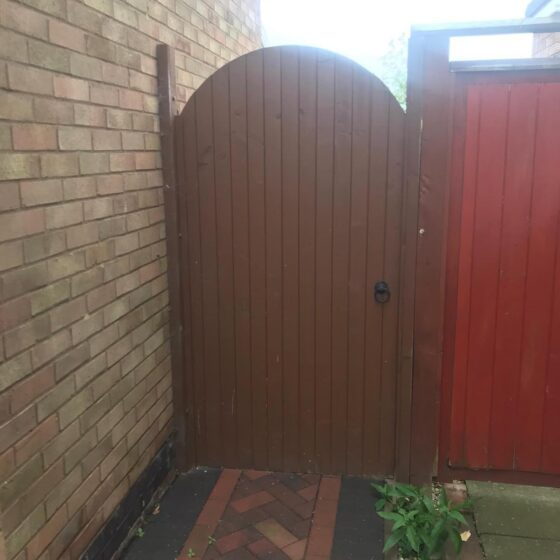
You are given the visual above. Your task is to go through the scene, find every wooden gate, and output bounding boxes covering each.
[173,46,405,475]
[441,71,560,483]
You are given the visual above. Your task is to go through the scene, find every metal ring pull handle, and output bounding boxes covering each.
[374,281,390,304]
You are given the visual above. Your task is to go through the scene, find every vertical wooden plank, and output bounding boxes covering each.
[298,47,318,472]
[263,48,284,470]
[345,67,371,474]
[448,86,481,466]
[363,84,389,474]
[516,83,560,472]
[462,85,509,469]
[230,56,253,467]
[157,44,189,469]
[378,99,404,474]
[488,83,538,470]
[314,50,335,474]
[211,66,238,467]
[195,80,222,465]
[330,56,353,474]
[246,50,268,469]
[281,47,301,472]
[410,34,453,485]
[183,98,208,464]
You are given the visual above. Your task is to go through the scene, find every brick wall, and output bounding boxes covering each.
[533,32,560,57]
[0,0,261,557]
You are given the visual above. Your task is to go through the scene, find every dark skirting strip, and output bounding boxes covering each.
[331,476,385,560]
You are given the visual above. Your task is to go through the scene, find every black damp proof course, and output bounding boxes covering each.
[331,477,385,560]
[122,466,221,560]
[82,437,176,560]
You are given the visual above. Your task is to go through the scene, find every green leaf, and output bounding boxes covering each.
[383,527,406,553]
[378,511,403,522]
[406,526,420,552]
[449,529,462,553]
[448,509,468,525]
[375,498,386,511]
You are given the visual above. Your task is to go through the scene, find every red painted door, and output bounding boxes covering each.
[443,75,560,480]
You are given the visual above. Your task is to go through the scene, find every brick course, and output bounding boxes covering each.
[0,0,261,557]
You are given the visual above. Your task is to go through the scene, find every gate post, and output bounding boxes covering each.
[157,44,189,470]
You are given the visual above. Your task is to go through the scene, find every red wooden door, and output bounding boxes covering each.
[174,46,405,475]
[442,73,560,481]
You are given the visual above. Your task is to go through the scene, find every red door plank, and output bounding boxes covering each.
[488,83,538,470]
[463,85,509,469]
[515,83,560,472]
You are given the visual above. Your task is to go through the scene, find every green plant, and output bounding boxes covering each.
[135,527,145,538]
[372,482,471,559]
[187,548,196,558]
[208,535,217,545]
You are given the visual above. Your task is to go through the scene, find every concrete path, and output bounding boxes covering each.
[467,481,560,560]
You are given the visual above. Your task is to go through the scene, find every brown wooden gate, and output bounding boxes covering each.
[173,46,405,475]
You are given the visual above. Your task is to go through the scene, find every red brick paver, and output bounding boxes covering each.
[181,469,341,559]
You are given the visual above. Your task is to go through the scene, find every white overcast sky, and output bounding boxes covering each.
[261,0,535,72]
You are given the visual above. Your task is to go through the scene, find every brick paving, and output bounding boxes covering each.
[178,469,341,560]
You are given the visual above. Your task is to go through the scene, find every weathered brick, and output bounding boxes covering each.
[81,433,112,476]
[28,39,70,73]
[122,131,144,151]
[37,374,74,421]
[102,60,128,86]
[86,281,117,312]
[71,266,104,296]
[84,197,113,220]
[15,415,58,466]
[26,504,67,560]
[1,2,49,39]
[119,89,143,111]
[0,240,24,272]
[5,504,45,559]
[33,97,74,125]
[40,153,80,178]
[58,127,93,151]
[20,0,66,18]
[110,152,135,172]
[75,353,106,390]
[88,324,118,356]
[47,251,86,281]
[96,402,123,440]
[0,153,40,180]
[45,465,82,517]
[20,178,63,205]
[55,342,90,381]
[22,231,65,264]
[62,176,97,200]
[0,182,20,211]
[66,222,99,249]
[42,420,80,467]
[13,125,57,152]
[79,152,109,175]
[96,174,123,195]
[58,386,93,429]
[31,280,70,315]
[99,215,126,240]
[0,298,32,334]
[8,64,53,95]
[106,108,132,129]
[90,83,119,106]
[74,104,106,127]
[53,75,89,101]
[9,365,55,414]
[80,394,111,433]
[49,297,86,332]
[4,315,50,359]
[2,261,49,301]
[86,34,116,62]
[92,129,121,151]
[45,201,83,229]
[49,19,86,51]
[31,329,72,370]
[103,297,129,324]
[71,309,103,344]
[0,405,36,455]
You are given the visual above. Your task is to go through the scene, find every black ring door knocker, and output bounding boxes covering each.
[374,281,390,304]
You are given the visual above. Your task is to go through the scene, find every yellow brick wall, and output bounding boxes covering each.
[0,0,261,557]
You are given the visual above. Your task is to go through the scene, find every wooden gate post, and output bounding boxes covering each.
[157,44,189,470]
